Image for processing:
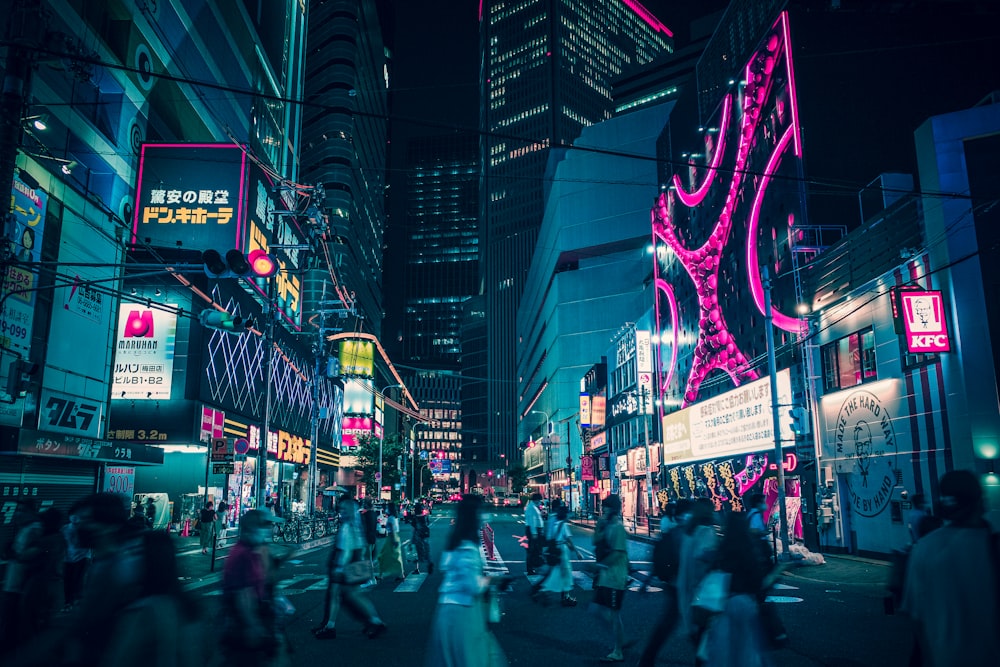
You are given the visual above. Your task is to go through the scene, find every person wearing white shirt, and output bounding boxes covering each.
[524,493,544,574]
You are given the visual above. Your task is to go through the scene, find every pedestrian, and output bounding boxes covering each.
[424,494,508,667]
[216,500,230,545]
[377,502,406,582]
[637,498,692,667]
[28,492,147,667]
[144,497,157,529]
[0,498,42,653]
[534,500,580,606]
[902,469,1000,666]
[103,530,208,667]
[524,492,545,574]
[676,498,719,662]
[360,498,379,584]
[590,494,631,663]
[61,502,92,611]
[312,497,387,640]
[220,509,286,666]
[199,501,217,555]
[409,502,434,575]
[699,510,780,667]
[19,507,66,640]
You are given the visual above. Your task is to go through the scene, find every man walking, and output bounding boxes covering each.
[524,493,544,575]
[902,470,1000,666]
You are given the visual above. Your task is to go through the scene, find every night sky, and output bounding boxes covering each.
[380,1,1000,345]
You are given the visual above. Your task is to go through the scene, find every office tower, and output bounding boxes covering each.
[300,0,390,337]
[397,132,480,481]
[479,0,673,461]
[402,133,480,367]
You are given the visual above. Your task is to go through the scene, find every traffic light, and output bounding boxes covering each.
[198,309,244,334]
[202,249,277,279]
[789,406,810,436]
[5,358,38,398]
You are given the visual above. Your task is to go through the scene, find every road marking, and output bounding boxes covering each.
[765,595,804,603]
[773,583,799,590]
[394,573,428,592]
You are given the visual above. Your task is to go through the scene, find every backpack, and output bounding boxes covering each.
[653,524,683,584]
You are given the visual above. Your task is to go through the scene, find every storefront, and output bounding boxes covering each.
[0,426,164,546]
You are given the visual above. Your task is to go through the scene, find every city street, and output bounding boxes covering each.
[174,507,914,666]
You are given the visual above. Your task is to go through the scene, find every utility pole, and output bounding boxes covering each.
[257,277,275,509]
[640,386,654,525]
[763,266,791,558]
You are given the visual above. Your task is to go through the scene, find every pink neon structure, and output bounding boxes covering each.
[746,124,807,334]
[671,94,732,207]
[622,0,673,37]
[651,12,804,407]
[654,277,679,392]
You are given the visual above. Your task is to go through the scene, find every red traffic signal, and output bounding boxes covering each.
[203,249,277,279]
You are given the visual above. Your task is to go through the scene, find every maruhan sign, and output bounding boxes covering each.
[660,369,794,466]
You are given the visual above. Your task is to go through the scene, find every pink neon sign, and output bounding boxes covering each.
[651,12,804,408]
[898,289,951,353]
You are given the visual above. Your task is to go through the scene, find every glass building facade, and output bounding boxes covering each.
[479,0,673,462]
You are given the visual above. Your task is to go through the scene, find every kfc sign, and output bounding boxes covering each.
[893,288,951,353]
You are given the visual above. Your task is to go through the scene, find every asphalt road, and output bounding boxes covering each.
[175,507,913,666]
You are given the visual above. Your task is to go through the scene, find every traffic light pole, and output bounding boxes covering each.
[257,278,276,510]
[763,267,791,558]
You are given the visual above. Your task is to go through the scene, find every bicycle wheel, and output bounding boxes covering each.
[282,521,297,543]
[314,518,326,539]
[299,520,313,542]
[272,524,282,543]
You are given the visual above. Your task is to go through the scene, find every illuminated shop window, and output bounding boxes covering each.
[821,327,877,392]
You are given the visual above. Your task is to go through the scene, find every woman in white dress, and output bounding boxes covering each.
[536,501,581,606]
[424,495,508,667]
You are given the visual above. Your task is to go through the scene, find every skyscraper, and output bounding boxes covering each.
[479,0,673,461]
[300,0,390,337]
[402,133,480,367]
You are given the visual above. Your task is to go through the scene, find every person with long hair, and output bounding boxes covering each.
[677,497,720,655]
[535,501,580,606]
[700,510,778,667]
[590,494,631,663]
[424,494,508,667]
[377,502,406,582]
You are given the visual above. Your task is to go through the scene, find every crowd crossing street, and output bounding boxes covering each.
[162,506,914,666]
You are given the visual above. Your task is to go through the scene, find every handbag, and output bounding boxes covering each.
[691,570,731,616]
[341,557,374,585]
[402,541,418,562]
[545,539,561,566]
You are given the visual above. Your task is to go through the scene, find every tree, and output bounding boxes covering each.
[507,463,529,497]
[354,432,406,500]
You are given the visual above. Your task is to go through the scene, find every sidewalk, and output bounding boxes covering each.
[568,515,891,588]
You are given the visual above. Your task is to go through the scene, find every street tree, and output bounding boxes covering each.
[354,432,406,500]
[507,462,529,497]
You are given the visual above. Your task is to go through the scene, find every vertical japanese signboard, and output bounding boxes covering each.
[112,305,177,399]
[1,174,47,355]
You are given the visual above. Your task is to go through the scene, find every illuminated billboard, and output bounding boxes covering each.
[342,378,374,414]
[892,288,951,353]
[131,143,247,249]
[341,416,372,449]
[339,340,375,377]
[652,11,805,409]
[1,174,48,355]
[112,305,178,400]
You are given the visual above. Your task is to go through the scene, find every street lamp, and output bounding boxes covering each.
[762,266,792,558]
[530,410,552,499]
[638,387,654,527]
[379,383,404,501]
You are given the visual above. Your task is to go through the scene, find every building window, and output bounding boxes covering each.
[821,327,877,392]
